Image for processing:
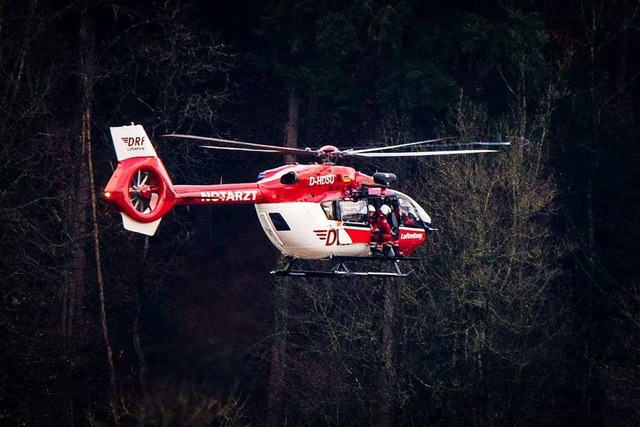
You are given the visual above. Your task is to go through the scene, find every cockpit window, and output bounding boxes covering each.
[338,200,368,223]
[321,201,335,220]
[397,195,421,227]
[394,190,432,224]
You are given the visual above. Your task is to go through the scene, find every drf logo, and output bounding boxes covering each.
[315,229,338,245]
[325,229,338,246]
[121,136,145,150]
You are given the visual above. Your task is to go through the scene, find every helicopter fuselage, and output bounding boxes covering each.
[252,163,429,259]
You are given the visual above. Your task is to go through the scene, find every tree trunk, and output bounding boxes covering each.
[284,87,300,164]
[284,38,300,164]
[133,236,150,395]
[267,280,290,427]
[80,3,118,418]
[62,1,91,422]
[380,282,397,426]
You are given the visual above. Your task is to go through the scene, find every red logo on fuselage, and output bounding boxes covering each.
[315,228,339,245]
[325,229,338,246]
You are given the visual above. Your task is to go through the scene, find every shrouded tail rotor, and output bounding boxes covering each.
[104,124,176,236]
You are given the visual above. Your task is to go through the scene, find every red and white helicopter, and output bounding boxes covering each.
[104,124,506,277]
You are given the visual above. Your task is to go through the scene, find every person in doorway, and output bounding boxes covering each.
[370,204,397,257]
[367,204,377,225]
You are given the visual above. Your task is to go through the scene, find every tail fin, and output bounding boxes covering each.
[104,124,176,236]
[110,123,158,161]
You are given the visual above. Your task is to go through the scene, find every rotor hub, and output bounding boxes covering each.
[128,168,162,214]
[137,185,153,199]
[319,145,340,154]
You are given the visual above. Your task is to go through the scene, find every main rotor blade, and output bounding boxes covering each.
[200,145,280,153]
[444,141,511,147]
[352,149,498,157]
[163,133,315,156]
[350,139,510,154]
[349,137,453,154]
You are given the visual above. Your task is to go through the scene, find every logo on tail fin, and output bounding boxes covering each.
[121,136,146,151]
[110,124,157,161]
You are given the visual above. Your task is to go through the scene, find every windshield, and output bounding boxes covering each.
[394,191,432,224]
[338,200,368,223]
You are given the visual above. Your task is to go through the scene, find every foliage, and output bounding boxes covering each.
[134,379,250,426]
[0,0,639,425]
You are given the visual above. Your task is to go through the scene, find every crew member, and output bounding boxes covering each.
[367,204,377,225]
[370,204,397,256]
[402,212,417,227]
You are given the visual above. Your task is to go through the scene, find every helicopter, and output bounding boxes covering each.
[103,123,506,277]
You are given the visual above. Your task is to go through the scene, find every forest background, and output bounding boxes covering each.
[1,0,639,426]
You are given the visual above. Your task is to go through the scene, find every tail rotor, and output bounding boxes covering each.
[104,124,176,236]
[129,168,163,214]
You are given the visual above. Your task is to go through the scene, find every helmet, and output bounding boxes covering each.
[379,204,392,215]
[368,204,376,213]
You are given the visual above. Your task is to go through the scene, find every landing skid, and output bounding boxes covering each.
[271,256,420,278]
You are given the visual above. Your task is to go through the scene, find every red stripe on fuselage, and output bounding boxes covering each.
[343,226,371,244]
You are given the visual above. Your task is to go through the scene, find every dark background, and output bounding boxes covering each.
[1,0,639,425]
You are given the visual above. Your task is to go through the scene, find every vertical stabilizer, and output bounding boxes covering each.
[110,124,158,161]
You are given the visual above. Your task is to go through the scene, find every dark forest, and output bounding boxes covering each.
[1,0,639,425]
